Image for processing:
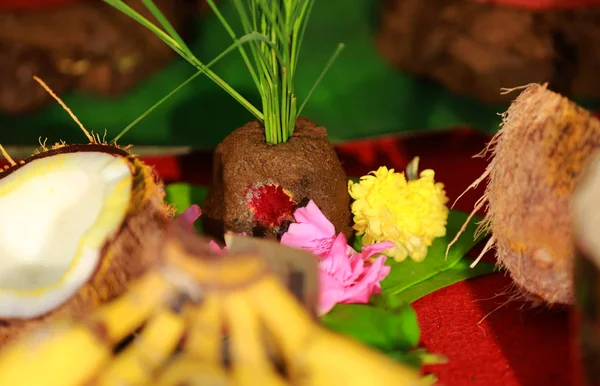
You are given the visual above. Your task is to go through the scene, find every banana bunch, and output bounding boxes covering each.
[0,222,421,385]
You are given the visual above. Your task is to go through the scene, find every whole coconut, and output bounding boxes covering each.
[455,83,600,305]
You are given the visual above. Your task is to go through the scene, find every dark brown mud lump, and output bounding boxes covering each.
[202,117,353,241]
[0,0,197,115]
[377,0,600,103]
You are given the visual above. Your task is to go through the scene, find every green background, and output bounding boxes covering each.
[0,0,596,148]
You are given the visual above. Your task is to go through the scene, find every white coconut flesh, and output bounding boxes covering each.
[0,151,132,319]
[573,153,600,267]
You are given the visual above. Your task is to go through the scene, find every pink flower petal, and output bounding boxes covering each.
[343,255,390,302]
[293,200,335,237]
[318,270,346,315]
[280,200,337,258]
[280,226,333,257]
[339,285,373,305]
[176,204,202,227]
[209,240,226,253]
[320,233,351,277]
[361,241,395,260]
[367,255,391,290]
[347,252,366,283]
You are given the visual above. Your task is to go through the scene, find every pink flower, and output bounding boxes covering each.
[280,200,393,315]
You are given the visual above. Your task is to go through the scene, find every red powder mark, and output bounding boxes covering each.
[246,183,297,227]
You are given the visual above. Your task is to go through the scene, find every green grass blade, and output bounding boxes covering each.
[103,0,263,121]
[205,0,261,91]
[291,0,315,70]
[255,2,286,49]
[216,32,272,64]
[298,43,345,115]
[289,96,297,136]
[113,32,269,142]
[109,0,323,145]
[113,70,203,143]
[231,0,255,36]
[141,0,193,57]
[104,0,184,54]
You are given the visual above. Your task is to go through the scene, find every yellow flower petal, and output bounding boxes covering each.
[348,162,449,262]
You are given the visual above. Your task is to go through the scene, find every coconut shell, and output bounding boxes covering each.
[474,84,600,305]
[202,117,353,241]
[0,143,171,345]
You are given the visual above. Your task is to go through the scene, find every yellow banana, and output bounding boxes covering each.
[95,307,185,385]
[154,356,229,386]
[0,271,173,386]
[0,224,423,385]
[182,294,223,365]
[0,325,109,386]
[224,291,287,386]
[247,275,422,386]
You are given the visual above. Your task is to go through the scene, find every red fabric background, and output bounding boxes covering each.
[3,0,600,12]
[0,0,81,11]
[473,0,600,10]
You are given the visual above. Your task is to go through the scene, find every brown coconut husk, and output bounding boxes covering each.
[202,117,353,241]
[377,0,600,103]
[0,143,172,345]
[452,84,600,305]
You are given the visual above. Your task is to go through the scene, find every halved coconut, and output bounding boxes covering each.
[452,84,600,305]
[0,143,171,344]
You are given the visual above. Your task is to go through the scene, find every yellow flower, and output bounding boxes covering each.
[348,161,449,262]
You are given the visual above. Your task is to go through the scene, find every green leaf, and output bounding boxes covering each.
[387,348,448,369]
[395,258,495,304]
[352,231,363,251]
[164,183,209,233]
[321,303,420,352]
[320,299,448,370]
[379,210,492,297]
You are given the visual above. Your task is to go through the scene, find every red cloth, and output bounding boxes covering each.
[473,0,600,10]
[0,0,81,11]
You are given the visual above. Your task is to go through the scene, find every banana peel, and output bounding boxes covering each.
[0,221,422,385]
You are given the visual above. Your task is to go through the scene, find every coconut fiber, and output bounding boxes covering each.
[377,0,600,103]
[202,117,353,241]
[467,84,600,305]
